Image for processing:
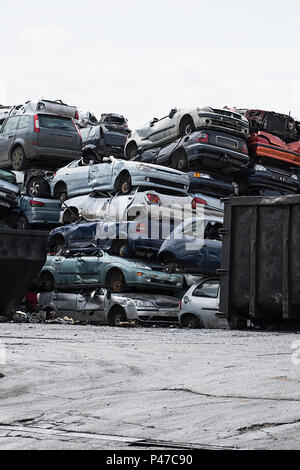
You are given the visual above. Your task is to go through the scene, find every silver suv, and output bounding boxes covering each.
[0,113,82,171]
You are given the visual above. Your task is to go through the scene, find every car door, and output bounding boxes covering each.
[51,292,78,316]
[75,254,104,285]
[0,116,20,163]
[55,256,77,286]
[76,290,107,323]
[147,110,178,145]
[61,160,90,196]
[190,281,227,328]
[88,160,113,191]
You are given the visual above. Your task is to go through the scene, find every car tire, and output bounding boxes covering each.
[108,308,127,326]
[179,116,195,136]
[27,176,50,198]
[111,240,129,257]
[125,142,138,160]
[16,214,30,230]
[181,314,201,329]
[39,272,55,292]
[54,183,68,203]
[117,174,132,194]
[107,270,126,293]
[11,146,28,171]
[62,207,78,225]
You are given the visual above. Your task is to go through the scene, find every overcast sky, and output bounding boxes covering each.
[1,0,300,127]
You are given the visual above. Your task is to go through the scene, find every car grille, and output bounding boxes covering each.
[212,108,242,120]
[153,302,178,309]
[211,118,245,133]
[148,178,186,189]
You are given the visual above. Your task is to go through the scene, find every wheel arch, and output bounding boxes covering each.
[107,304,127,325]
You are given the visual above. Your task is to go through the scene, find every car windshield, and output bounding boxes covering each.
[0,169,17,185]
[39,115,76,131]
[193,281,219,298]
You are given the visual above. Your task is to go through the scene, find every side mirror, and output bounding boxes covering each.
[168,108,177,119]
[103,156,112,163]
[89,159,94,166]
[183,296,190,304]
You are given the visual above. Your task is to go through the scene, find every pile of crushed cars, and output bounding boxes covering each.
[0,99,299,329]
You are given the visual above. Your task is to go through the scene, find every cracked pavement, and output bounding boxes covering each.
[0,323,300,449]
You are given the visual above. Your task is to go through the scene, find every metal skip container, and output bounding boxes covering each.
[0,229,47,317]
[219,194,300,327]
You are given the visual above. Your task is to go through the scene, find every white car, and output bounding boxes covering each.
[179,278,229,329]
[50,156,190,201]
[61,188,195,225]
[124,106,249,158]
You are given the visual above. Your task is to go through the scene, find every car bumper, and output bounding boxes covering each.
[186,143,249,172]
[131,173,189,195]
[188,175,235,196]
[136,308,179,323]
[247,172,299,193]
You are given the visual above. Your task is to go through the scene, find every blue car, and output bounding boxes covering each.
[48,218,176,258]
[12,196,62,230]
[157,216,223,274]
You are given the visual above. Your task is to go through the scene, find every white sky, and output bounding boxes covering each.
[1,0,300,127]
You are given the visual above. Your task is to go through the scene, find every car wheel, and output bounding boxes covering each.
[125,142,138,159]
[109,308,127,326]
[160,253,176,273]
[62,207,79,225]
[181,314,201,329]
[27,176,50,198]
[179,116,195,136]
[112,240,129,257]
[16,214,30,230]
[39,272,55,292]
[107,270,126,293]
[11,146,28,171]
[117,174,132,194]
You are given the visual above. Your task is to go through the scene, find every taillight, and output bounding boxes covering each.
[72,119,82,139]
[30,200,45,207]
[242,143,248,154]
[34,114,40,133]
[196,132,209,143]
[179,300,182,311]
[192,197,207,209]
[146,194,160,204]
[74,110,79,120]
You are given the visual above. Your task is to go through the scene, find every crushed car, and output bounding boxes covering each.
[38,247,184,294]
[157,216,223,274]
[237,164,299,196]
[132,129,250,173]
[50,156,190,201]
[125,106,249,158]
[9,98,79,121]
[81,122,129,160]
[38,289,179,326]
[11,196,61,230]
[0,169,20,221]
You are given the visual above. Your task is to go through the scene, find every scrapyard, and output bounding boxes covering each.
[1,98,300,451]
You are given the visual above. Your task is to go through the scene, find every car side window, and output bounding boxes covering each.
[193,281,219,298]
[17,115,31,130]
[1,116,19,133]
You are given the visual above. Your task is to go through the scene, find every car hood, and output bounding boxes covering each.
[111,293,179,305]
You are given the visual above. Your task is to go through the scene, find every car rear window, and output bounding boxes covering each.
[0,169,17,185]
[38,115,76,131]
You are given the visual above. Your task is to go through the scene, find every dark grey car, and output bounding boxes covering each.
[0,113,82,171]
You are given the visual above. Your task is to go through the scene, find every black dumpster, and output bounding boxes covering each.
[0,229,47,317]
[219,194,300,328]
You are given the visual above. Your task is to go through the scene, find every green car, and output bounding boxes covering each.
[38,248,183,293]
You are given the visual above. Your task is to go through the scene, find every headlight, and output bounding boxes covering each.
[136,164,157,172]
[254,165,267,172]
[292,174,298,181]
[198,106,213,113]
[134,300,155,307]
[134,263,152,270]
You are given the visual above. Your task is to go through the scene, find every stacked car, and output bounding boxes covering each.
[2,97,300,330]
